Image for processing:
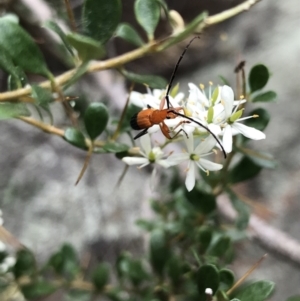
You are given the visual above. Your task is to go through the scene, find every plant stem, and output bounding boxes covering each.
[0,0,262,103]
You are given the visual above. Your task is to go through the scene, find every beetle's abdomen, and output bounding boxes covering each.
[130,109,153,130]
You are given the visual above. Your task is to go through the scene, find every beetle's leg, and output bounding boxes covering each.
[170,120,191,139]
[133,128,149,140]
[159,122,172,139]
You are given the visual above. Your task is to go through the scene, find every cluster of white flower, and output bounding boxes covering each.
[123,84,266,191]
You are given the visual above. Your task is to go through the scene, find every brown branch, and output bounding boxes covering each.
[217,195,300,265]
[0,0,262,103]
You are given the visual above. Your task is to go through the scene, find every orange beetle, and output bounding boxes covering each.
[130,36,226,158]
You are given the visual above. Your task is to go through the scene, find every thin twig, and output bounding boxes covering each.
[17,116,65,136]
[204,0,261,26]
[226,254,267,295]
[217,195,300,265]
[63,0,77,32]
[0,225,24,250]
[0,0,262,103]
[75,142,93,185]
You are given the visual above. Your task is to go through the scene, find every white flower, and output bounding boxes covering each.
[167,135,223,191]
[130,88,184,109]
[122,134,170,189]
[122,134,169,168]
[221,85,266,153]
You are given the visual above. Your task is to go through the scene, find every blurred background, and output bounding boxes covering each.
[0,0,300,300]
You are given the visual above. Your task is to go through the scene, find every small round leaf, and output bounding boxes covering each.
[249,64,269,93]
[66,33,105,62]
[82,0,122,44]
[219,269,235,290]
[116,23,144,47]
[0,103,30,120]
[64,128,88,150]
[13,249,36,279]
[229,156,262,184]
[235,281,275,301]
[196,264,220,297]
[92,263,110,291]
[244,108,270,131]
[21,281,56,299]
[252,91,277,103]
[84,103,109,140]
[0,18,50,77]
[134,0,160,40]
[150,228,170,275]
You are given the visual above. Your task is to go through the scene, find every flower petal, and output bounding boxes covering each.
[194,135,216,154]
[185,161,196,191]
[221,85,234,118]
[167,153,190,166]
[157,159,171,168]
[233,122,266,140]
[223,124,233,153]
[184,134,194,153]
[122,157,149,166]
[198,158,223,171]
[140,134,152,154]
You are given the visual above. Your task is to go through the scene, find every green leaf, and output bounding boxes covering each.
[219,76,230,86]
[158,12,207,50]
[252,91,277,103]
[219,269,235,290]
[196,264,220,298]
[0,45,20,83]
[207,236,232,257]
[135,219,154,231]
[150,228,170,275]
[48,244,79,280]
[235,281,275,301]
[197,226,212,252]
[166,256,182,286]
[134,0,160,40]
[0,103,30,120]
[31,85,54,123]
[21,281,56,299]
[216,290,230,301]
[121,69,167,89]
[31,85,54,107]
[238,147,277,169]
[127,259,149,286]
[82,0,122,44]
[0,17,50,77]
[229,156,262,184]
[115,23,144,47]
[249,64,269,93]
[92,263,110,291]
[185,189,216,215]
[84,103,109,140]
[13,249,36,279]
[227,190,250,230]
[7,67,28,90]
[66,33,105,62]
[244,108,270,132]
[64,128,88,150]
[102,142,129,153]
[44,20,74,56]
[66,290,91,301]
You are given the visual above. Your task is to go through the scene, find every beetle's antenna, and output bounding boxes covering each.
[172,110,227,158]
[165,36,200,108]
